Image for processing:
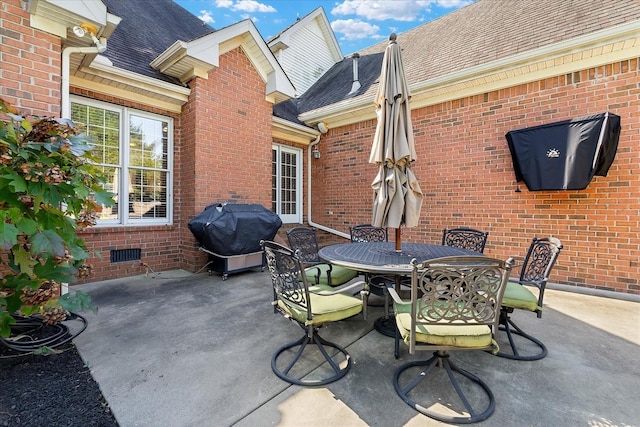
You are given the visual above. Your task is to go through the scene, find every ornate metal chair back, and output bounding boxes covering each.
[441,227,489,253]
[286,226,322,264]
[519,237,563,286]
[262,240,311,320]
[349,224,388,243]
[408,256,512,353]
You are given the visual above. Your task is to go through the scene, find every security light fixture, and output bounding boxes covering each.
[72,26,86,37]
[72,23,104,49]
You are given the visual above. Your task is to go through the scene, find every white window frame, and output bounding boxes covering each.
[272,144,302,224]
[71,96,173,226]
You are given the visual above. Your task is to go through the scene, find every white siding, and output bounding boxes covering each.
[276,19,338,95]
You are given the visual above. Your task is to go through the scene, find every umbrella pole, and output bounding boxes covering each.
[395,227,402,251]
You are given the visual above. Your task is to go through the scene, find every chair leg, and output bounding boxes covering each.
[394,323,401,359]
[394,351,495,424]
[271,327,353,386]
[495,310,547,361]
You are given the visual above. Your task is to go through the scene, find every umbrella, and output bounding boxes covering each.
[369,33,423,251]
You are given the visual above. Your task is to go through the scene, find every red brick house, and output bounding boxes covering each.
[2,0,639,296]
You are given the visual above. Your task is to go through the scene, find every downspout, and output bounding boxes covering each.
[61,40,107,118]
[60,39,106,295]
[307,135,350,239]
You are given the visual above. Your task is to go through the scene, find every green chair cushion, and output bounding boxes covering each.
[304,263,358,286]
[278,291,363,326]
[501,280,541,312]
[394,312,493,348]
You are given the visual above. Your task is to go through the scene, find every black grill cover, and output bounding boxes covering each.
[506,112,620,191]
[188,203,282,256]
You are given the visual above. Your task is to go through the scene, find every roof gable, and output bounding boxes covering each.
[151,20,295,104]
[268,7,343,95]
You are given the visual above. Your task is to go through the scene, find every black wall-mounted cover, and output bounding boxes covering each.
[506,112,620,191]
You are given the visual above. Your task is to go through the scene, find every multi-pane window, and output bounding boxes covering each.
[272,144,301,223]
[71,98,172,225]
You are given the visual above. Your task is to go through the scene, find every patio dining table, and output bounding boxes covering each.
[318,242,479,336]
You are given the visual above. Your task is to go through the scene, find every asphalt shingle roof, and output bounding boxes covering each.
[279,0,640,120]
[101,0,215,85]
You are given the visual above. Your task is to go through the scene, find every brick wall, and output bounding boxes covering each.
[180,47,275,269]
[314,59,640,295]
[77,47,274,280]
[2,2,277,283]
[1,0,61,116]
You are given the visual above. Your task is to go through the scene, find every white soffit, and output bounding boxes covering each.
[28,0,108,38]
[272,117,319,145]
[74,62,191,113]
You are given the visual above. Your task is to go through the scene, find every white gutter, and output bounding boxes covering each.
[60,39,106,295]
[61,39,107,118]
[307,136,350,239]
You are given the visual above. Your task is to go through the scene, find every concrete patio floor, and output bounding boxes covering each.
[74,267,640,427]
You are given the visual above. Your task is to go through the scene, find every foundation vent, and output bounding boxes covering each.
[110,248,141,263]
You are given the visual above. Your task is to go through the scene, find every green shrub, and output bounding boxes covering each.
[0,98,114,337]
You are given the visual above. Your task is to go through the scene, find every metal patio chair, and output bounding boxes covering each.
[287,226,358,287]
[389,255,513,424]
[261,240,368,386]
[496,237,563,360]
[442,227,489,253]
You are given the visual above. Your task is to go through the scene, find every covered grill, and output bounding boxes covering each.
[188,203,282,279]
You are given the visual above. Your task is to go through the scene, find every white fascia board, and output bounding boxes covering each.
[71,75,186,113]
[314,9,343,61]
[150,40,219,74]
[412,20,640,94]
[29,14,67,38]
[272,116,319,145]
[78,62,191,111]
[210,21,293,86]
[89,62,191,94]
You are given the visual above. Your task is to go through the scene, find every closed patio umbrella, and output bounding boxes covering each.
[369,34,423,251]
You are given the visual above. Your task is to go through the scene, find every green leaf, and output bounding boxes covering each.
[12,246,38,276]
[30,229,66,258]
[0,312,17,338]
[93,189,116,207]
[67,134,96,157]
[34,259,78,283]
[59,291,96,313]
[5,207,25,223]
[18,305,39,315]
[0,221,19,250]
[17,217,38,235]
[20,118,32,134]
[8,174,27,193]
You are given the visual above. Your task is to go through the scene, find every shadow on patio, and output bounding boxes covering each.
[74,268,639,426]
